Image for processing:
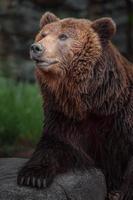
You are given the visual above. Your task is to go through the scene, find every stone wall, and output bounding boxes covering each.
[0,0,132,81]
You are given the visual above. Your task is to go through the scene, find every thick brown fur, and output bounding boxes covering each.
[17,12,133,199]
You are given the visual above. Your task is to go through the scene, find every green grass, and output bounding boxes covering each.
[0,77,43,148]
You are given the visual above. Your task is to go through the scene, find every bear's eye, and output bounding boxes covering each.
[58,34,68,41]
[41,33,47,38]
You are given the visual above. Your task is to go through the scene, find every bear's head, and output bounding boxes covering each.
[31,12,116,81]
[31,12,118,119]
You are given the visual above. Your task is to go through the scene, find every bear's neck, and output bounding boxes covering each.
[88,43,132,116]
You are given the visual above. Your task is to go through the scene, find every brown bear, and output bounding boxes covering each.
[17,12,133,199]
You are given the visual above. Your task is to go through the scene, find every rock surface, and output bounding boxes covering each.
[0,158,106,200]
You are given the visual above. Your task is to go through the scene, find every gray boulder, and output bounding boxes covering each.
[0,158,106,200]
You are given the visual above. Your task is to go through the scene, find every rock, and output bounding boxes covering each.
[33,0,62,6]
[65,0,88,11]
[0,158,106,200]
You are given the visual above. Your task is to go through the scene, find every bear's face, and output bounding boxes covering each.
[31,12,116,85]
[32,18,101,78]
[34,19,87,77]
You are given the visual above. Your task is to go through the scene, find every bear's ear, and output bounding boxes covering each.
[40,12,59,29]
[92,18,116,40]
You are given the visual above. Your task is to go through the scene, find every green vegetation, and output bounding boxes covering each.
[0,77,43,150]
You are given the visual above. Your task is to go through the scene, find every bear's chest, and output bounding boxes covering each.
[77,114,115,161]
[54,90,88,120]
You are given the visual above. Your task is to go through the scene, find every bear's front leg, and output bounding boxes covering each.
[17,135,86,188]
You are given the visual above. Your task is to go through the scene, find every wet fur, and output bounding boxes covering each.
[17,14,133,199]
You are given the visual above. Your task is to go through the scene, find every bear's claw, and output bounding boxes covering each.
[17,166,47,188]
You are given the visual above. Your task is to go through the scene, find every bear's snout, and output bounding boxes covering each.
[30,43,44,58]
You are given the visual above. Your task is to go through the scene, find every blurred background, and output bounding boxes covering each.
[0,0,133,157]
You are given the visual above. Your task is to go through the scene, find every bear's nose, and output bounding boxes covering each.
[30,43,44,55]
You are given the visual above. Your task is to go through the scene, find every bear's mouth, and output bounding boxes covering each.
[33,58,58,68]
